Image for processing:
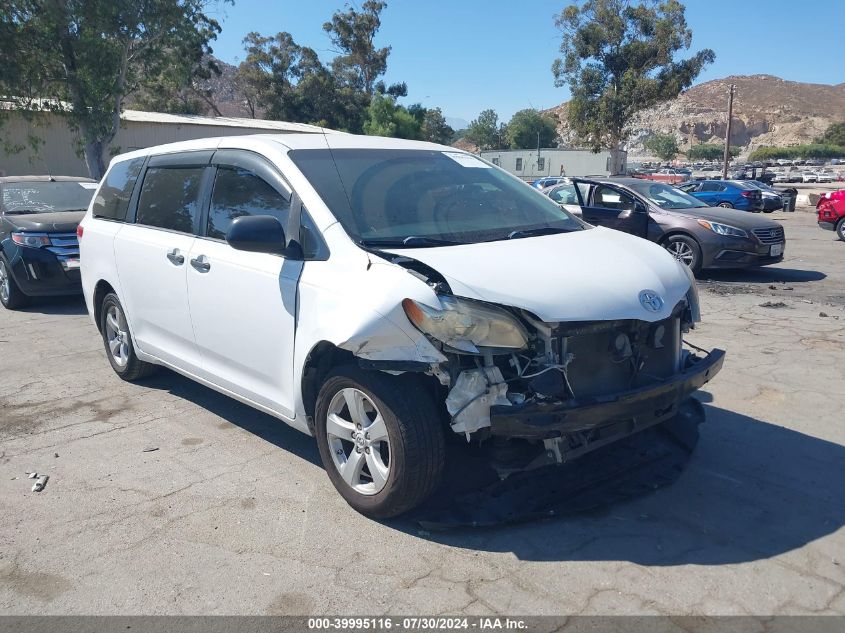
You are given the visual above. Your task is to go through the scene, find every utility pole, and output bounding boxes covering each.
[537,131,542,174]
[722,84,736,180]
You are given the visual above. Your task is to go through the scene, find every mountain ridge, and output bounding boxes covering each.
[545,74,845,155]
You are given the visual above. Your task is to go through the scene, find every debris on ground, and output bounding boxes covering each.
[769,284,794,291]
[820,312,829,317]
[142,446,159,453]
[760,301,788,308]
[27,472,37,479]
[31,475,48,492]
[54,453,59,458]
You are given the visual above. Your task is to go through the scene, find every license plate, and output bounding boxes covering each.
[770,243,783,257]
[64,258,80,269]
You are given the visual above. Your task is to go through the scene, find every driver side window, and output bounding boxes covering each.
[592,185,636,212]
[550,184,579,205]
[207,166,290,240]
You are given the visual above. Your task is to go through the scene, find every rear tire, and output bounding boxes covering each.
[0,256,29,310]
[100,293,158,381]
[662,234,703,275]
[315,365,445,518]
[837,218,845,242]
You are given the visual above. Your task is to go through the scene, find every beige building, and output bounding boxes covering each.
[0,109,337,178]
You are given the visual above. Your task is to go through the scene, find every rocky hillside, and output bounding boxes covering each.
[546,75,845,156]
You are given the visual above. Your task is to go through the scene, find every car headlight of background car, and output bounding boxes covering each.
[402,295,528,353]
[11,232,52,248]
[696,220,748,238]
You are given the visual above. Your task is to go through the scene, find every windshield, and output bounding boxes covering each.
[288,149,583,246]
[625,181,709,210]
[0,181,96,214]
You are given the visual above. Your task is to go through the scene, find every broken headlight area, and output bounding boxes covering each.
[426,297,723,477]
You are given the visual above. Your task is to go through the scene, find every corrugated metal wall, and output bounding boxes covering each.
[0,112,310,178]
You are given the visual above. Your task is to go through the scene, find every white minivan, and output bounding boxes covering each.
[80,134,724,518]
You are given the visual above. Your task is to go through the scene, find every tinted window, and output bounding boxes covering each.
[700,182,723,192]
[593,185,636,211]
[92,157,144,221]
[207,167,290,240]
[136,167,203,233]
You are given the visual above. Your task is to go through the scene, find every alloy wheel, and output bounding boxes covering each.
[325,387,391,495]
[665,241,695,267]
[0,260,9,304]
[104,305,130,368]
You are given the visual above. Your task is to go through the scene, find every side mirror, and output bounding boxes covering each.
[226,215,288,256]
[635,201,648,214]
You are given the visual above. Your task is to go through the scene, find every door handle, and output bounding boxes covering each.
[166,249,184,265]
[190,255,211,272]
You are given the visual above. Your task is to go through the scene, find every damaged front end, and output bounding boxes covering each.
[401,284,723,478]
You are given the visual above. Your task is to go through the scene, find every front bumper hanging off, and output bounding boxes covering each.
[490,349,725,444]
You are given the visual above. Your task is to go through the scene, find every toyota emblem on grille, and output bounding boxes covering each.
[639,290,664,312]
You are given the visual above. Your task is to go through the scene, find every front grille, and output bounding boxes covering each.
[752,226,785,244]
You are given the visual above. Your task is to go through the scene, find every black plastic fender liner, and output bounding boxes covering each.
[405,397,706,529]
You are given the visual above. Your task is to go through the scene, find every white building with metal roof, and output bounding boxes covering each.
[0,109,341,178]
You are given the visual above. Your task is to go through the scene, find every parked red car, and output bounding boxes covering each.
[817,190,845,241]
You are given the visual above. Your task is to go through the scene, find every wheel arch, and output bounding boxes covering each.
[300,341,356,431]
[92,280,117,332]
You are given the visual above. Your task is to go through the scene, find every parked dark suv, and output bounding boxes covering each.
[0,176,96,309]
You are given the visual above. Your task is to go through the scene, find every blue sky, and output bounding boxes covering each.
[207,0,845,126]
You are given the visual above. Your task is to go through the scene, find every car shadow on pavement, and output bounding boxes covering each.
[17,295,87,315]
[700,267,826,284]
[397,403,845,566]
[141,369,322,468]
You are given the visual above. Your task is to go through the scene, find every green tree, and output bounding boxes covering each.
[0,0,225,179]
[236,31,316,122]
[504,109,558,149]
[817,122,845,147]
[133,54,222,116]
[323,0,390,94]
[552,0,715,166]
[465,109,503,150]
[687,143,738,161]
[643,133,679,161]
[362,93,421,139]
[421,108,454,144]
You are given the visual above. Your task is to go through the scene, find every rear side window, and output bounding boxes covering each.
[207,167,290,240]
[92,158,144,221]
[135,167,204,233]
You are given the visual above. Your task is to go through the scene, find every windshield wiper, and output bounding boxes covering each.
[506,227,571,240]
[360,235,466,248]
[3,209,40,215]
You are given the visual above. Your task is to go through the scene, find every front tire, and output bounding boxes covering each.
[315,365,445,519]
[0,256,29,310]
[100,293,158,381]
[837,218,845,242]
[717,201,734,208]
[663,234,703,275]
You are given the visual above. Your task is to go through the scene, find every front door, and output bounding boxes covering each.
[186,156,301,419]
[580,183,648,237]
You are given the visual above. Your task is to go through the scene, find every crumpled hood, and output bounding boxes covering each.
[3,210,85,233]
[386,226,690,323]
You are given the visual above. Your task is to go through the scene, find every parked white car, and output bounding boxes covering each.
[816,172,833,183]
[802,172,818,183]
[79,134,723,518]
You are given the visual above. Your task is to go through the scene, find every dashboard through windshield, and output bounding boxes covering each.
[289,148,584,246]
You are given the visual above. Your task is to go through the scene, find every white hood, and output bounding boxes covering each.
[386,227,690,323]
